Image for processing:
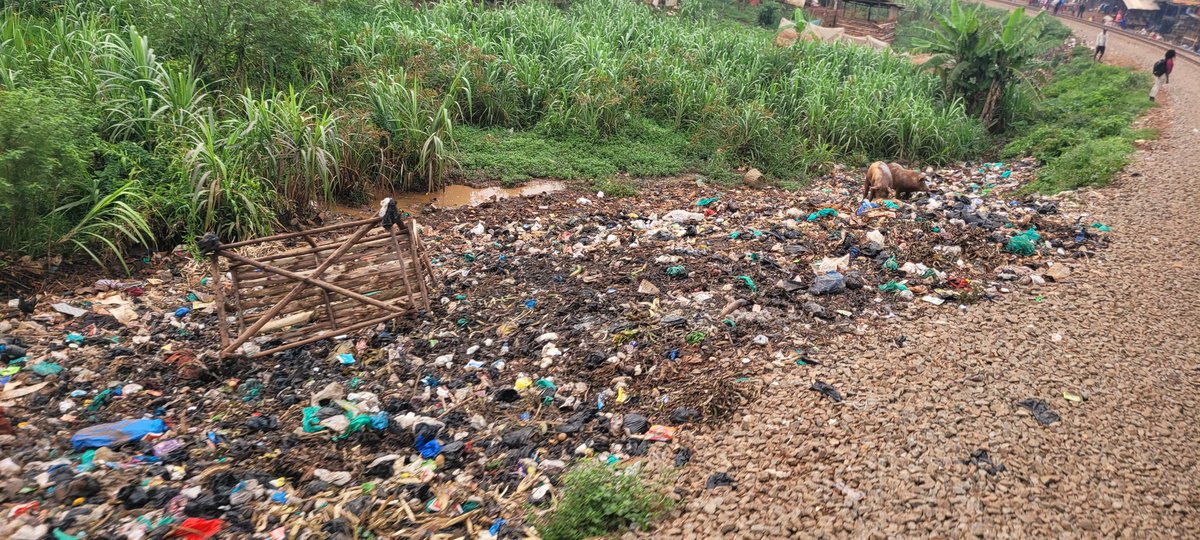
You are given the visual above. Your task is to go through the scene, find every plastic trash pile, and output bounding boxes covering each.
[0,158,1110,538]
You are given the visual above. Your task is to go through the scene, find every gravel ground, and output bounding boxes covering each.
[647,12,1200,539]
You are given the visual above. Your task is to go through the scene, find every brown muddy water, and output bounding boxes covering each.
[329,181,567,218]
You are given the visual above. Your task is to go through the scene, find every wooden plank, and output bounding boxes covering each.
[267,298,414,342]
[229,267,247,334]
[302,233,340,332]
[406,220,432,310]
[218,217,380,249]
[213,212,433,359]
[241,279,417,326]
[232,233,402,270]
[233,241,397,287]
[249,311,403,358]
[211,254,229,349]
[219,249,407,318]
[388,225,417,314]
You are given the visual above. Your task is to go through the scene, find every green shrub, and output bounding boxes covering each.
[1005,49,1152,194]
[537,462,675,540]
[0,89,95,251]
[1026,136,1132,193]
[757,4,779,27]
[118,0,331,89]
[914,1,1057,130]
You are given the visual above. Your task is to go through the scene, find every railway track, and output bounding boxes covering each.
[979,0,1200,67]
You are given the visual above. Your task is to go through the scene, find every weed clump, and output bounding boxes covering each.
[1007,49,1154,194]
[537,462,675,540]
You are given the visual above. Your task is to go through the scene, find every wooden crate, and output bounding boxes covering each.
[204,211,434,358]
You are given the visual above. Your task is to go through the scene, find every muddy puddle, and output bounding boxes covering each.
[329,181,567,217]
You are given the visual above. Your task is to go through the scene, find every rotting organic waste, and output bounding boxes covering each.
[0,159,1110,538]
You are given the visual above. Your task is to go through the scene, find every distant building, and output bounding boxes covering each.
[797,0,902,42]
[1114,0,1161,29]
[1160,0,1200,48]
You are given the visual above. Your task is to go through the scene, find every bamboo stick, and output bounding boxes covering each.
[229,268,247,334]
[249,311,402,358]
[218,217,379,249]
[219,249,406,320]
[236,264,419,310]
[302,233,340,331]
[211,254,229,349]
[406,220,432,310]
[387,225,418,313]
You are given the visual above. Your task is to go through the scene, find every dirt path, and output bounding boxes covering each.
[650,12,1200,539]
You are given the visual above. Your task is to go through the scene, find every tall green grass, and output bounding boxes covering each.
[1,0,989,267]
[352,0,986,169]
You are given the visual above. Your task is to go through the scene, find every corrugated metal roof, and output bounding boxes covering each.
[1123,0,1161,10]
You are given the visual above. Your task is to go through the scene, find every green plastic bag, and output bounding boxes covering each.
[87,389,113,412]
[879,280,909,293]
[31,362,63,376]
[302,406,325,433]
[1005,227,1041,256]
[335,413,375,440]
[806,208,837,222]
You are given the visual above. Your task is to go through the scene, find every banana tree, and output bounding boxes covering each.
[915,0,1048,129]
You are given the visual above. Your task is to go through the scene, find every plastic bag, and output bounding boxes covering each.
[1005,227,1041,256]
[806,208,837,222]
[71,419,168,451]
[878,280,909,293]
[808,272,846,295]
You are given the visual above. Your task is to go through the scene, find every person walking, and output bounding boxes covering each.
[1150,50,1175,102]
[1077,2,1086,17]
[1054,0,1064,14]
[1095,28,1108,61]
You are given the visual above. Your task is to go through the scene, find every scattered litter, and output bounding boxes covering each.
[810,381,844,403]
[70,419,169,451]
[706,472,736,489]
[51,303,87,318]
[1017,398,1061,425]
[0,157,1105,538]
[965,449,1007,475]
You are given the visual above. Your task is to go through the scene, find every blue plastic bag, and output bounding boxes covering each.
[71,419,168,451]
[855,200,879,216]
[416,437,442,459]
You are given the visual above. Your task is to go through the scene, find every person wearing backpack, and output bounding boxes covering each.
[1150,50,1176,102]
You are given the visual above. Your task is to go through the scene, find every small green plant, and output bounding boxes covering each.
[592,177,638,198]
[537,462,675,540]
[1025,137,1132,193]
[756,4,779,28]
[50,179,154,270]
